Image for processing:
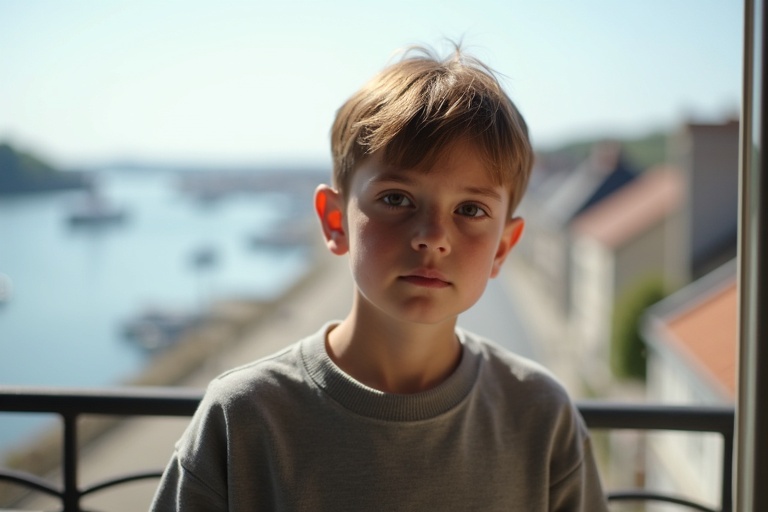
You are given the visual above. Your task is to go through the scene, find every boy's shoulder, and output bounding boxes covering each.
[202,326,322,408]
[460,329,573,404]
[462,329,586,440]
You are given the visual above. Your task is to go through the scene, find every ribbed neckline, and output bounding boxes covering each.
[301,323,480,422]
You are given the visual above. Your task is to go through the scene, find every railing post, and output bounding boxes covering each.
[737,0,768,511]
[722,430,734,512]
[62,413,80,512]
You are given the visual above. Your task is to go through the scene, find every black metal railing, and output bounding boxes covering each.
[0,387,735,512]
[582,401,735,512]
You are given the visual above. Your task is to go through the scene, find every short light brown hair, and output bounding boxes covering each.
[330,45,533,215]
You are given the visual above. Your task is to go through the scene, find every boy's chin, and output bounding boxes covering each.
[390,307,467,328]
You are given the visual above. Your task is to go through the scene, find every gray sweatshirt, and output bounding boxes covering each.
[151,323,608,511]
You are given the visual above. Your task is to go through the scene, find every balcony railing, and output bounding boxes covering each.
[0,386,735,512]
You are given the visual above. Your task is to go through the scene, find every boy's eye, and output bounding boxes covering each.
[456,204,487,218]
[382,193,412,207]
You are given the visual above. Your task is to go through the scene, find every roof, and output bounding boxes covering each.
[571,165,684,249]
[537,141,637,226]
[644,262,737,401]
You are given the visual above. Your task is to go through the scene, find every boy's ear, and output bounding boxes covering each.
[490,217,524,278]
[314,184,348,255]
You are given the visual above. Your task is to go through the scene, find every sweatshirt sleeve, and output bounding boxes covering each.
[150,387,231,511]
[150,451,228,511]
[549,431,609,512]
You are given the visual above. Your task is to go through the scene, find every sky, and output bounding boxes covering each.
[0,0,744,169]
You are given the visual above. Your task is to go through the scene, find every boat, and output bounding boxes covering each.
[247,221,315,249]
[191,246,218,268]
[67,190,127,227]
[122,307,203,351]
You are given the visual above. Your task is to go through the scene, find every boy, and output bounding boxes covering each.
[151,46,608,511]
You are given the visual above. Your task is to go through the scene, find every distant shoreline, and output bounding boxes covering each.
[0,173,90,196]
[0,142,92,196]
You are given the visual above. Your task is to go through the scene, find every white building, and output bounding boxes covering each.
[569,165,685,386]
[641,261,736,511]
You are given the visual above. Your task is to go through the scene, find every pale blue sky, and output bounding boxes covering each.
[0,1,743,168]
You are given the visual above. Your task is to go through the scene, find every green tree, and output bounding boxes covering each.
[611,276,667,380]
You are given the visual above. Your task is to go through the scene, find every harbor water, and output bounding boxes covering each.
[0,167,323,456]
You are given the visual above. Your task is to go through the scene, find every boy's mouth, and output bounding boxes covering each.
[399,270,451,288]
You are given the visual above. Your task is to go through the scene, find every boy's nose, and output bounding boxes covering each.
[411,212,451,255]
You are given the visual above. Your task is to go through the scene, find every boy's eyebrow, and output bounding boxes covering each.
[461,185,504,202]
[368,172,415,186]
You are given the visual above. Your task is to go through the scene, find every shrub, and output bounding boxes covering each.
[611,276,667,380]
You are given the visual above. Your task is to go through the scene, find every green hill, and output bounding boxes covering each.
[0,143,89,195]
[536,130,670,172]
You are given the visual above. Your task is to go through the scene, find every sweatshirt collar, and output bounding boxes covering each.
[301,322,480,422]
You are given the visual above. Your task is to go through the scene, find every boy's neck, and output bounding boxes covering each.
[326,308,462,395]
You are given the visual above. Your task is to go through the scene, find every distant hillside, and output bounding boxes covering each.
[0,143,89,195]
[536,130,669,173]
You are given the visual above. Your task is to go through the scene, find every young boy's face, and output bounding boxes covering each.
[317,139,523,327]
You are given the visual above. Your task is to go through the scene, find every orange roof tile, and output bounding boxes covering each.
[571,165,684,248]
[664,280,738,399]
